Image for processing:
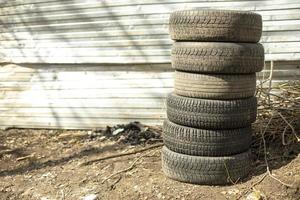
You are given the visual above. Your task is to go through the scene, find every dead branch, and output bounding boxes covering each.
[261,129,294,188]
[0,149,15,156]
[277,112,300,142]
[223,161,239,185]
[237,173,268,200]
[16,153,35,161]
[81,143,163,166]
[102,149,158,184]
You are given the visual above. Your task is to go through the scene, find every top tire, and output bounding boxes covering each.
[169,9,262,42]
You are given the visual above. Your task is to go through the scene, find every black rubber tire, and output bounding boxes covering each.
[171,42,264,74]
[169,9,262,42]
[163,120,252,156]
[166,93,257,129]
[174,71,256,99]
[162,146,251,185]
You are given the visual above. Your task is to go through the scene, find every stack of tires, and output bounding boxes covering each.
[162,9,264,185]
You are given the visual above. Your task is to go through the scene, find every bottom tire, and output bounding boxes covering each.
[162,146,251,185]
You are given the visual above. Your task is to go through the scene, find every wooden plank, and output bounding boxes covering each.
[0,60,297,73]
[0,118,164,129]
[1,53,300,63]
[1,69,298,83]
[0,18,169,33]
[2,0,299,8]
[0,31,299,44]
[0,68,297,81]
[2,36,300,48]
[0,78,174,90]
[0,1,298,63]
[261,31,300,42]
[1,18,300,33]
[0,88,172,99]
[0,13,170,25]
[1,9,300,25]
[0,98,166,108]
[2,41,300,55]
[0,55,172,64]
[1,43,300,61]
[265,53,300,61]
[0,71,174,81]
[1,1,299,16]
[2,0,299,10]
[0,110,166,119]
[0,39,172,48]
[1,29,299,43]
[0,29,169,41]
[0,63,173,73]
[0,48,171,57]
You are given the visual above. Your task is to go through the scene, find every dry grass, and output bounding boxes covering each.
[255,80,300,146]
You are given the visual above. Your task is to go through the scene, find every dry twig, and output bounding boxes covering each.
[16,153,35,161]
[223,162,239,185]
[102,149,158,184]
[81,143,163,166]
[261,132,294,188]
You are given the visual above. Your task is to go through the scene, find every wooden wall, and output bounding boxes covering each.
[1,0,300,63]
[0,0,300,129]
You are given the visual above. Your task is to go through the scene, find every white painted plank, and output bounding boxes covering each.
[2,37,300,49]
[1,10,300,27]
[1,69,298,83]
[0,64,173,74]
[0,98,166,108]
[1,1,300,17]
[0,88,172,99]
[0,39,172,48]
[0,110,166,119]
[2,18,300,33]
[0,118,164,129]
[0,71,174,81]
[1,44,300,62]
[0,55,172,63]
[1,29,299,43]
[2,0,298,8]
[2,42,300,55]
[0,29,169,41]
[0,78,174,90]
[1,53,300,63]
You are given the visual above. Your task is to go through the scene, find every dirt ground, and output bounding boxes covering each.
[0,128,299,200]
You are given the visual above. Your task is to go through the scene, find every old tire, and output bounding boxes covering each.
[162,146,251,185]
[169,9,262,42]
[174,71,256,99]
[171,42,264,74]
[163,120,252,156]
[166,93,257,129]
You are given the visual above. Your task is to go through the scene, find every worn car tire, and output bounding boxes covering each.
[169,9,262,42]
[162,146,251,185]
[163,120,252,156]
[166,93,257,129]
[171,42,264,74]
[175,71,256,99]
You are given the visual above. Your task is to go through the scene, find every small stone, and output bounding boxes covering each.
[112,128,124,135]
[246,190,265,200]
[82,194,98,200]
[41,197,50,200]
[117,135,126,143]
[228,189,240,195]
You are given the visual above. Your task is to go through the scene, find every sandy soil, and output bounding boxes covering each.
[0,129,299,200]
